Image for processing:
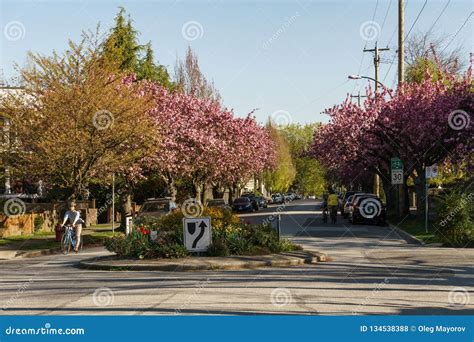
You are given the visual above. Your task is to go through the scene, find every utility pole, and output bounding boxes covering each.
[398,0,405,218]
[363,42,390,96]
[350,92,368,106]
[398,0,405,83]
[112,173,115,234]
[363,42,390,197]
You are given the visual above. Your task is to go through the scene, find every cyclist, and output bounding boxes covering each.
[61,201,85,252]
[327,190,339,224]
[322,192,328,210]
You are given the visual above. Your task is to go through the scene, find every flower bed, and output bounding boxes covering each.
[104,208,299,259]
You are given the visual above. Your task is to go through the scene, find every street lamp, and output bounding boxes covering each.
[347,75,386,90]
[347,74,388,199]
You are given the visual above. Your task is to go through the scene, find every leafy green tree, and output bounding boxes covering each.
[102,7,141,72]
[263,123,296,193]
[279,123,326,196]
[102,7,172,87]
[137,42,172,88]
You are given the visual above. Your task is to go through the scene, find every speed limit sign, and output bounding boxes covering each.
[391,157,404,185]
[391,170,403,184]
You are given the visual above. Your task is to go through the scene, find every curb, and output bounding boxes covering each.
[388,224,424,246]
[78,251,328,272]
[14,243,103,259]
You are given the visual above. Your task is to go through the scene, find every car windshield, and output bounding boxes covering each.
[141,202,169,212]
[234,198,250,204]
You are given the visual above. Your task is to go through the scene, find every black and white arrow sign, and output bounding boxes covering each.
[183,217,212,252]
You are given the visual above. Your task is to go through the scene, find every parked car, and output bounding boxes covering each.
[347,193,373,214]
[137,198,178,219]
[307,194,316,200]
[232,197,258,212]
[241,193,259,208]
[255,196,268,208]
[206,198,230,211]
[271,193,284,204]
[342,195,354,218]
[339,191,356,215]
[349,194,386,225]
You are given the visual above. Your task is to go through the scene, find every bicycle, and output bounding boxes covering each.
[60,224,83,254]
[322,203,328,223]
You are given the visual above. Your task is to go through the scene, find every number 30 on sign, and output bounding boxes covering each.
[391,170,403,184]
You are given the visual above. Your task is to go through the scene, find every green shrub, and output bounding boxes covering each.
[105,208,299,259]
[435,189,473,247]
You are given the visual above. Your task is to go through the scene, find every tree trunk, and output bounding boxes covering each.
[167,176,177,201]
[400,179,410,216]
[202,182,213,204]
[119,188,132,232]
[194,181,203,203]
[381,179,396,218]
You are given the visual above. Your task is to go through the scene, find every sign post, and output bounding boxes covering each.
[391,158,404,219]
[183,217,212,252]
[424,165,438,233]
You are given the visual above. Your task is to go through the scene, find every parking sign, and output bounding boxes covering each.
[183,217,212,252]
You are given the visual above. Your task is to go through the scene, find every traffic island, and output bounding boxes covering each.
[78,250,328,271]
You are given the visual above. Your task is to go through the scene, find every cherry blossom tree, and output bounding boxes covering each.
[311,63,472,218]
[141,82,275,202]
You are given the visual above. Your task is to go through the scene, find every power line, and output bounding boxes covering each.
[372,0,380,21]
[383,54,397,83]
[381,0,393,31]
[354,0,381,93]
[405,0,428,40]
[441,11,474,53]
[427,0,451,34]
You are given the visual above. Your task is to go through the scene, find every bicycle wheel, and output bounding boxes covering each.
[61,231,72,255]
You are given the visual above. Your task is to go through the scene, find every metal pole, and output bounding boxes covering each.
[425,169,429,233]
[277,214,281,240]
[112,173,115,234]
[363,43,389,198]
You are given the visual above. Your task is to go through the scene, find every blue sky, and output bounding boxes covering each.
[1,0,472,124]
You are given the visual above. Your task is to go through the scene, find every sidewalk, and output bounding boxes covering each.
[0,224,114,260]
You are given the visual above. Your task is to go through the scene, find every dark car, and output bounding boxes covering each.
[206,198,230,211]
[271,193,284,204]
[232,197,258,212]
[349,195,386,225]
[241,193,259,209]
[255,196,268,208]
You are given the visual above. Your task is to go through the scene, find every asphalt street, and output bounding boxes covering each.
[0,200,472,315]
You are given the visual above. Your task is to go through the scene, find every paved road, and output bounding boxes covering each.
[0,200,472,315]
